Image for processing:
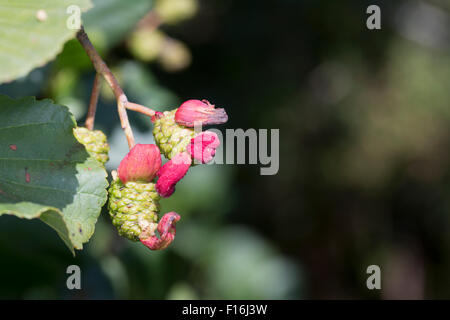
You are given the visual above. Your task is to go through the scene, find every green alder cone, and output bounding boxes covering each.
[108,179,160,241]
[73,127,110,165]
[152,109,195,159]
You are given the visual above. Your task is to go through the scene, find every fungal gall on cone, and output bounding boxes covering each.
[107,98,228,251]
[140,212,181,250]
[175,99,228,127]
[108,143,181,251]
[118,144,162,184]
[187,131,220,164]
[152,99,228,162]
[156,151,192,197]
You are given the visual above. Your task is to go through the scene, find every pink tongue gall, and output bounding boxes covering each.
[118,144,162,184]
[175,99,228,127]
[140,212,181,250]
[188,131,220,164]
[156,151,191,197]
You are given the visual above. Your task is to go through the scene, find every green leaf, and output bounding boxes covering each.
[0,95,108,254]
[0,0,92,84]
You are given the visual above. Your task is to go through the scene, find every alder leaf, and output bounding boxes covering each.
[0,0,92,84]
[0,95,108,254]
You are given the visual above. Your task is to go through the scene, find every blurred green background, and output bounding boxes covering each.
[1,0,450,299]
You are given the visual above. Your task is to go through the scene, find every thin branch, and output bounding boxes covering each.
[126,102,157,117]
[76,26,135,149]
[85,73,102,130]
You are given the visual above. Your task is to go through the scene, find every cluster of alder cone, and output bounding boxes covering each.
[107,99,227,250]
[74,27,228,251]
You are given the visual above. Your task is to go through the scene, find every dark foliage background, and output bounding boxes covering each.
[0,0,449,299]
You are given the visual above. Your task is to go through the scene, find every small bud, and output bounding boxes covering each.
[175,99,228,127]
[156,151,191,197]
[151,111,163,123]
[118,144,162,184]
[188,131,220,164]
[140,212,181,250]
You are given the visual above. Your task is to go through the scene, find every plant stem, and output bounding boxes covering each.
[126,102,157,117]
[85,73,101,130]
[76,26,135,149]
